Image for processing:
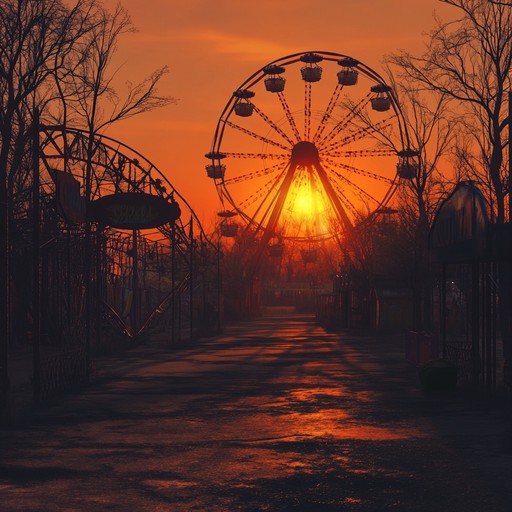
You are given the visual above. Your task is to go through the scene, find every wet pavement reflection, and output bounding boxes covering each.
[1,311,512,511]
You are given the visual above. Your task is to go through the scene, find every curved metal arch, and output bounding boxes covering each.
[38,125,213,246]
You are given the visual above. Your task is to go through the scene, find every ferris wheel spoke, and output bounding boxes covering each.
[325,163,382,207]
[283,173,307,217]
[317,93,371,148]
[223,152,288,160]
[257,181,291,234]
[223,161,287,185]
[328,179,361,219]
[218,186,237,212]
[224,119,289,150]
[236,168,286,211]
[277,91,302,142]
[326,148,397,159]
[239,168,290,232]
[284,188,300,216]
[304,81,312,141]
[312,84,343,144]
[323,117,395,152]
[251,105,295,147]
[318,174,358,220]
[323,157,394,184]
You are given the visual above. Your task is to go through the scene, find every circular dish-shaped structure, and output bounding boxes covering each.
[37,125,203,238]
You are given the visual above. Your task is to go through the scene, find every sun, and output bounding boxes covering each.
[295,186,315,216]
[280,177,333,239]
[263,162,337,241]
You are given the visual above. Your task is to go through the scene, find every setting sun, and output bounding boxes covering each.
[293,183,316,217]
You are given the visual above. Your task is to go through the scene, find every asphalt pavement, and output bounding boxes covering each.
[1,310,512,511]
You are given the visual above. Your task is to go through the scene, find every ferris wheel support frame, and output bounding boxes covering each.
[245,143,367,273]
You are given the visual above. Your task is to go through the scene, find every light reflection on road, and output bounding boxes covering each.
[1,312,511,511]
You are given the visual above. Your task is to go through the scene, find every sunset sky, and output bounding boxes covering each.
[102,0,455,230]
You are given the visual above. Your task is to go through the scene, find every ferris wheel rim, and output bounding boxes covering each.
[209,50,411,152]
[208,50,413,249]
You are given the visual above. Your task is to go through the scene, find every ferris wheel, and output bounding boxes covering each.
[206,51,416,263]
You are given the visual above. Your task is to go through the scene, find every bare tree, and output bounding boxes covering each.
[390,81,455,227]
[343,70,455,328]
[0,0,101,396]
[389,0,512,223]
[55,3,174,136]
[388,0,512,379]
[0,0,96,199]
[394,83,455,329]
[0,0,176,400]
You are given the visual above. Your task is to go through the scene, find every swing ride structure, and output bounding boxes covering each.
[206,51,416,314]
[35,125,217,343]
[7,124,219,401]
[2,114,222,406]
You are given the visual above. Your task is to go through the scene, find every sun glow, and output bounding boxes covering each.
[294,186,315,216]
[289,175,330,222]
[276,176,335,240]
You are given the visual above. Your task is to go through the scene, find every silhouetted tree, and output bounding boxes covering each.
[52,3,173,134]
[389,0,512,222]
[344,69,455,329]
[389,0,512,377]
[0,0,175,397]
[0,0,99,394]
[389,75,456,329]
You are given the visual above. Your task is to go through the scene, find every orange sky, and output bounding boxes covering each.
[101,0,455,231]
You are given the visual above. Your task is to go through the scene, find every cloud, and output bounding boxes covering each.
[193,30,294,61]
[132,28,294,62]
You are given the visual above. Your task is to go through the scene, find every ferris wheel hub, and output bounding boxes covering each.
[291,141,320,166]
